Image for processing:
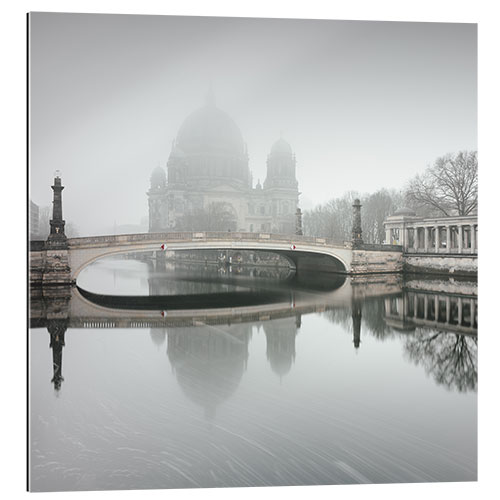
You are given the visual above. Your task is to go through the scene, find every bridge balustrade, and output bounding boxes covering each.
[68,231,346,248]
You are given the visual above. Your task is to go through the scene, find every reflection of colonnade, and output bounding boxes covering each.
[384,210,477,254]
[384,292,477,334]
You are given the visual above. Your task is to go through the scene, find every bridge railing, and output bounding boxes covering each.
[68,231,348,248]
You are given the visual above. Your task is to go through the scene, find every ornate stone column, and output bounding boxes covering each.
[295,208,303,236]
[424,226,429,252]
[471,224,476,253]
[404,227,410,252]
[435,226,440,252]
[43,174,71,285]
[351,199,363,247]
[458,225,463,253]
[446,225,451,253]
[413,227,419,251]
[46,174,67,249]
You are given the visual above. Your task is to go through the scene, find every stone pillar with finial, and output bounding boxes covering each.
[352,198,363,247]
[295,207,303,236]
[46,172,67,249]
[43,172,71,285]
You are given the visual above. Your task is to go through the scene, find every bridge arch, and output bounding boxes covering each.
[68,232,353,281]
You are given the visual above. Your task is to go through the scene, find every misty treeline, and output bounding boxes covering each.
[303,150,477,243]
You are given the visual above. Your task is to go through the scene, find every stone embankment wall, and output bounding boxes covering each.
[404,254,477,277]
[29,242,72,286]
[350,247,403,274]
[29,248,46,286]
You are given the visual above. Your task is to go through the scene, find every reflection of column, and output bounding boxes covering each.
[458,297,463,326]
[413,294,418,318]
[424,227,429,252]
[446,225,451,253]
[423,295,428,320]
[155,251,166,272]
[435,226,440,251]
[352,301,362,349]
[403,294,409,317]
[446,296,451,323]
[434,296,439,322]
[47,320,68,391]
[471,224,476,253]
[470,299,476,329]
[458,225,463,254]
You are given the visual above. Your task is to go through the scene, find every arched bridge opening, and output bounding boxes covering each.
[68,232,352,282]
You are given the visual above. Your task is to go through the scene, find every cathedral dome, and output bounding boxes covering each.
[270,137,293,155]
[176,103,245,157]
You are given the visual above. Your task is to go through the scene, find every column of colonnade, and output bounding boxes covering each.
[403,221,477,254]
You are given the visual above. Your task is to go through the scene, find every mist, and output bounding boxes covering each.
[29,13,477,236]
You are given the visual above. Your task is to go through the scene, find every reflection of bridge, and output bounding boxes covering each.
[31,276,477,398]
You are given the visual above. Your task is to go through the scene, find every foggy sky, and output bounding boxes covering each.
[29,13,477,235]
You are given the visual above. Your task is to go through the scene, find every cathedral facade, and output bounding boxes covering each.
[148,92,299,234]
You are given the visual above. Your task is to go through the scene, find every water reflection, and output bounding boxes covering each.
[264,316,300,378]
[166,324,252,420]
[47,319,67,391]
[29,261,477,490]
[404,331,477,392]
[31,270,477,397]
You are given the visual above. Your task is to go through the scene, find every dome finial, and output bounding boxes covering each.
[205,82,216,107]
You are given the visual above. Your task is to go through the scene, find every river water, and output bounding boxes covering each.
[29,257,477,491]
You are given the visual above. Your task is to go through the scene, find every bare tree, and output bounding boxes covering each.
[362,189,404,243]
[406,151,477,216]
[304,189,403,244]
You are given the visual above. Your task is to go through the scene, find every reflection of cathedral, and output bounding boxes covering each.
[166,325,252,420]
[263,316,301,378]
[148,90,299,233]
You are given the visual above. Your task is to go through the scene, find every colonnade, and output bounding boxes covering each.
[384,216,477,254]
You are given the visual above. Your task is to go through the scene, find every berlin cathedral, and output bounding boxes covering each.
[148,91,300,234]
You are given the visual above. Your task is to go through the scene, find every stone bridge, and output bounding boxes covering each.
[31,231,404,286]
